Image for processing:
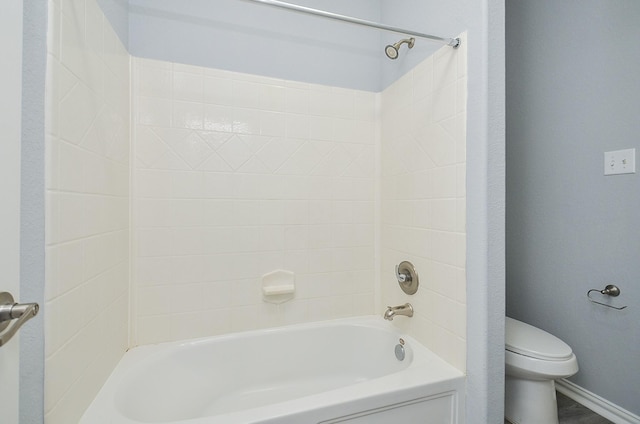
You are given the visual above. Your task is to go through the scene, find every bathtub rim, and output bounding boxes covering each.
[81,315,465,424]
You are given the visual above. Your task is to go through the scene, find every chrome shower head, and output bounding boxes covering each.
[384,37,415,60]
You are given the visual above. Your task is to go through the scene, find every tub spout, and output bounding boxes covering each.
[383,303,413,321]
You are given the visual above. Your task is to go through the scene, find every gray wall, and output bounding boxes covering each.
[128,0,385,92]
[97,0,129,46]
[506,0,640,415]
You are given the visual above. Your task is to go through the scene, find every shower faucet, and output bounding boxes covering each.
[383,303,414,321]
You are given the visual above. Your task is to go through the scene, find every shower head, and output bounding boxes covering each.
[384,37,415,60]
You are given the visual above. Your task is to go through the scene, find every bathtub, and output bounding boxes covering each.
[81,316,465,424]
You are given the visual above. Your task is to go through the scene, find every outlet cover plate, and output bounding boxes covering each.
[604,148,636,175]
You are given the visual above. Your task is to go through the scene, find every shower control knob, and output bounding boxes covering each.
[395,265,409,283]
[395,261,419,295]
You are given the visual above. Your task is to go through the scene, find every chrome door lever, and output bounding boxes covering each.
[0,292,39,347]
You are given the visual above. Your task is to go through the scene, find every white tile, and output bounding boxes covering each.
[259,226,285,251]
[285,87,309,114]
[203,76,233,105]
[204,105,234,132]
[432,82,457,123]
[232,80,261,109]
[172,100,204,130]
[136,314,173,345]
[230,279,261,307]
[171,284,205,313]
[284,226,308,250]
[137,286,174,316]
[169,311,207,341]
[170,255,205,284]
[136,169,173,198]
[47,2,61,58]
[260,111,286,137]
[59,4,86,82]
[258,84,285,111]
[173,71,203,102]
[277,141,322,175]
[434,45,458,88]
[309,89,335,117]
[354,91,377,122]
[56,193,86,242]
[138,64,172,99]
[308,116,333,141]
[137,96,172,127]
[59,82,98,145]
[201,173,235,199]
[135,127,169,167]
[57,141,87,192]
[456,32,468,78]
[171,171,203,198]
[230,305,260,332]
[285,114,309,139]
[456,78,467,115]
[216,135,253,170]
[136,256,174,286]
[232,108,261,134]
[137,228,174,257]
[172,228,205,256]
[330,88,355,119]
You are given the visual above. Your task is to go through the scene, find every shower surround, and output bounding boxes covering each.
[132,58,378,344]
[44,0,130,422]
[43,0,467,421]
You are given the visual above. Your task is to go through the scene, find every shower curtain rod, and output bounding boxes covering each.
[240,0,461,48]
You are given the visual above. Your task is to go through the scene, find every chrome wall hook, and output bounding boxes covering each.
[587,285,628,310]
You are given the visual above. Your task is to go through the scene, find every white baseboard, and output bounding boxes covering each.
[556,379,640,424]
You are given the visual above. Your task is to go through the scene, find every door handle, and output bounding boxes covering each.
[0,292,39,347]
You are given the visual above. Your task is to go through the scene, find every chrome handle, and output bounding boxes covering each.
[395,261,419,295]
[0,292,39,347]
[395,265,409,283]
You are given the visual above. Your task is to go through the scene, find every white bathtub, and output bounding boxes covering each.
[81,316,465,424]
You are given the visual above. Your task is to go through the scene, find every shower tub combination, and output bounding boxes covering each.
[82,316,464,424]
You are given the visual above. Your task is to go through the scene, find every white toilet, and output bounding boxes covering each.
[505,317,579,424]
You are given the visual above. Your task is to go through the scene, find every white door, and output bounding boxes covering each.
[0,0,24,422]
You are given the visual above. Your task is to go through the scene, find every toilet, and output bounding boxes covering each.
[505,317,579,424]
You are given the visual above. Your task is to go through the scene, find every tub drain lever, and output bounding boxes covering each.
[587,284,627,310]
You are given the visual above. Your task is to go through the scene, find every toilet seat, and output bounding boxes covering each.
[506,317,573,361]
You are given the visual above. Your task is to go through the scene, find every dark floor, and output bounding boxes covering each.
[505,391,614,424]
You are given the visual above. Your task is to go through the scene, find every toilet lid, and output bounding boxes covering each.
[505,317,574,361]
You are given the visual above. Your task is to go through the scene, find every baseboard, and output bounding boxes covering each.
[556,379,640,424]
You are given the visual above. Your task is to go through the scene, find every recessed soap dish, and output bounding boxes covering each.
[262,269,295,304]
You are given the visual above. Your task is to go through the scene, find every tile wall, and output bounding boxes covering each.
[132,59,378,344]
[380,35,467,371]
[44,0,130,422]
[43,13,467,420]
